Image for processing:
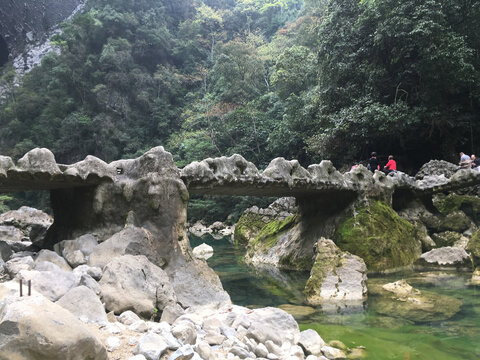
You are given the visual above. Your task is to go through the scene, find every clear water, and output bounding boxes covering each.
[190,234,480,360]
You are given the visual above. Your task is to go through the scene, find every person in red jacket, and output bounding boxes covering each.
[384,155,397,174]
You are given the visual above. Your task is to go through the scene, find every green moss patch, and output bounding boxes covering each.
[467,230,480,265]
[334,201,421,271]
[433,193,480,221]
[234,212,270,246]
[250,215,297,254]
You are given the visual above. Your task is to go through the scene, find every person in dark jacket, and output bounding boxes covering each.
[368,152,380,173]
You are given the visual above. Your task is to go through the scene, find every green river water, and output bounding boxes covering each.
[190,234,480,360]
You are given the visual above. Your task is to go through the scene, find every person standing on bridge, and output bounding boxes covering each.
[459,152,471,169]
[367,152,380,173]
[384,155,396,175]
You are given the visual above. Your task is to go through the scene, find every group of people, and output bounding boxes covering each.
[459,152,480,171]
[350,152,397,174]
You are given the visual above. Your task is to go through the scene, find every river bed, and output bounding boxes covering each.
[190,234,480,360]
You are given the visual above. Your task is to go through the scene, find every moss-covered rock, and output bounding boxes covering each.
[249,215,297,255]
[433,193,480,222]
[369,279,462,322]
[441,210,473,233]
[466,230,480,265]
[334,201,422,271]
[431,231,464,248]
[304,238,367,305]
[234,212,270,246]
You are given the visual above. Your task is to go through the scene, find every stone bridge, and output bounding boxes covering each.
[1,147,479,200]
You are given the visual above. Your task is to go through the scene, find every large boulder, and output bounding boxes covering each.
[99,255,176,317]
[466,229,480,265]
[0,294,107,360]
[415,247,472,270]
[304,238,367,306]
[55,234,99,268]
[370,279,462,322]
[168,258,231,309]
[18,262,80,301]
[56,285,108,324]
[0,206,53,246]
[415,160,458,180]
[88,226,163,270]
[334,201,422,271]
[35,249,72,271]
[234,197,297,246]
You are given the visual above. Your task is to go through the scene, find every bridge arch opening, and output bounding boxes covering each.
[0,36,9,67]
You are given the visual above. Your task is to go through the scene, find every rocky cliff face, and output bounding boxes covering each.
[0,0,84,68]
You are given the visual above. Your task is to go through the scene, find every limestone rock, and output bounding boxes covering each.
[4,256,34,277]
[100,255,176,317]
[416,247,472,269]
[415,160,458,180]
[88,227,159,270]
[466,230,480,265]
[245,307,300,346]
[161,303,186,324]
[472,268,480,285]
[192,243,214,260]
[298,329,325,356]
[56,234,99,268]
[370,279,462,322]
[0,206,52,246]
[16,148,61,175]
[168,259,231,309]
[64,155,115,180]
[334,201,422,271]
[134,332,169,360]
[321,345,346,359]
[18,263,80,301]
[35,249,72,271]
[305,238,367,306]
[0,156,14,178]
[0,295,107,360]
[0,225,26,243]
[172,320,197,345]
[263,158,311,183]
[119,310,142,326]
[234,197,297,246]
[73,264,103,281]
[431,231,469,248]
[56,285,107,324]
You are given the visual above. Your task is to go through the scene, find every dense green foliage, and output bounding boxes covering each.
[1,0,480,214]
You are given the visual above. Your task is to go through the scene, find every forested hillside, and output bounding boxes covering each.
[1,0,479,171]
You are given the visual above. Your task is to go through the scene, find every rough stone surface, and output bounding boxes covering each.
[370,279,462,322]
[298,329,325,356]
[416,247,472,269]
[172,320,197,345]
[192,243,214,260]
[4,255,34,277]
[305,238,367,306]
[55,234,98,267]
[134,332,169,360]
[88,226,160,270]
[335,201,422,271]
[415,160,458,180]
[35,249,72,271]
[18,263,79,301]
[0,206,52,246]
[99,255,176,317]
[0,294,107,360]
[56,285,107,324]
